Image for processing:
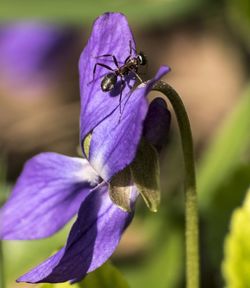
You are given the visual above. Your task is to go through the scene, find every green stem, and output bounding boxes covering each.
[0,154,6,288]
[0,240,4,288]
[153,81,200,288]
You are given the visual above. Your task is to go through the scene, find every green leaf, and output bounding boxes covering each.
[204,164,250,270]
[198,84,250,212]
[222,188,250,287]
[130,139,160,212]
[79,261,130,288]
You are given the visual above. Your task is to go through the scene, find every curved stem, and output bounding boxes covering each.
[153,81,200,288]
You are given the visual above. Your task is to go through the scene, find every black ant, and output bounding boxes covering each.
[92,41,147,115]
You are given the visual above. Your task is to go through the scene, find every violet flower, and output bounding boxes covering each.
[0,23,73,89]
[0,13,170,283]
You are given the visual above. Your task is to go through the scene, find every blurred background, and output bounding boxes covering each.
[0,0,249,287]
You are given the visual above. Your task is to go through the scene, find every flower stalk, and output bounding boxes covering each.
[0,240,4,288]
[153,81,200,288]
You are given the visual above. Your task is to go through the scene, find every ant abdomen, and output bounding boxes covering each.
[101,73,117,92]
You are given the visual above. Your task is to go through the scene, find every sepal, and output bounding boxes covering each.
[83,133,92,158]
[130,138,160,212]
[109,167,132,212]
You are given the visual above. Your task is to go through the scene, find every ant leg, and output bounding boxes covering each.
[119,83,137,121]
[118,77,126,121]
[92,62,114,83]
[128,67,143,83]
[95,54,113,58]
[125,40,137,63]
[124,41,133,64]
[129,39,137,54]
[113,55,119,69]
[93,62,114,74]
[95,54,120,69]
[124,55,131,64]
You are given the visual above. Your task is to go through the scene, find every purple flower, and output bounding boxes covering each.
[0,13,170,283]
[0,22,73,90]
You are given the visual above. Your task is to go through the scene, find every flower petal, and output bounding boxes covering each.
[0,23,72,85]
[17,184,133,283]
[0,153,99,240]
[79,12,137,145]
[143,97,171,152]
[89,66,170,181]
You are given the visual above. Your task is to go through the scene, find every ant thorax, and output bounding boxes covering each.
[125,57,138,66]
[120,58,138,75]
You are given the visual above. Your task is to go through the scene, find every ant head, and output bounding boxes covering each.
[101,73,117,92]
[138,52,147,66]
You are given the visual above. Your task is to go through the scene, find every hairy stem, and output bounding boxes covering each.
[153,81,200,288]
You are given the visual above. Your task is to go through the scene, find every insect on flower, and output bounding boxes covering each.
[93,41,147,92]
[91,40,147,116]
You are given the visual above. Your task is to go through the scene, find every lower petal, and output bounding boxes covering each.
[0,152,99,240]
[17,184,134,283]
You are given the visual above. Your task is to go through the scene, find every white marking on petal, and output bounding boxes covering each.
[73,158,100,186]
[91,152,109,181]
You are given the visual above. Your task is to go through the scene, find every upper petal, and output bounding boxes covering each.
[0,152,99,240]
[17,184,133,283]
[89,66,170,181]
[79,12,137,142]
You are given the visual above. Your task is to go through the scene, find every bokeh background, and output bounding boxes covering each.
[0,0,249,287]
